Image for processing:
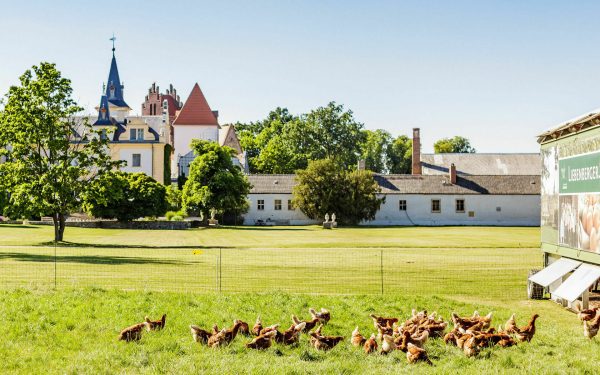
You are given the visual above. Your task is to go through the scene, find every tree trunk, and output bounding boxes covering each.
[53,213,66,242]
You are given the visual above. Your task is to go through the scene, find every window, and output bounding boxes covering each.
[274,199,282,210]
[100,129,107,140]
[287,199,294,210]
[456,199,465,213]
[137,129,144,140]
[132,154,141,167]
[130,128,136,140]
[257,200,264,210]
[399,200,407,211]
[431,199,441,213]
[468,211,475,217]
[496,206,502,212]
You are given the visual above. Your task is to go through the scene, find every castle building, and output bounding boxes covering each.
[90,45,169,184]
[89,41,246,184]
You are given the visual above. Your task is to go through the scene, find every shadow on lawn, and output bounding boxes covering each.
[226,227,309,231]
[0,252,194,265]
[0,225,40,229]
[38,241,236,249]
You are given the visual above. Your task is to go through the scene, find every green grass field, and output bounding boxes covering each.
[0,225,596,374]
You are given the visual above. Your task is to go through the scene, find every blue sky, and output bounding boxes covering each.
[1,0,599,152]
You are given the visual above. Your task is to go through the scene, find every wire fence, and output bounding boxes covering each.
[0,245,541,299]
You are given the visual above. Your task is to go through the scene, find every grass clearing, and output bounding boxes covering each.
[0,289,597,374]
[0,224,539,248]
[1,225,592,373]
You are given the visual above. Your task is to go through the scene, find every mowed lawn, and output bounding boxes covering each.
[2,225,594,374]
[0,225,540,298]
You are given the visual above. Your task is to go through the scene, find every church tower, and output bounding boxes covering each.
[104,37,131,122]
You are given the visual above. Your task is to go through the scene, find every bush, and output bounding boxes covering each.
[165,210,186,221]
[82,171,168,222]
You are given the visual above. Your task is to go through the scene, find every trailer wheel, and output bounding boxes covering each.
[527,269,544,300]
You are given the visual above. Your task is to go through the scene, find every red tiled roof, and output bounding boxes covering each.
[173,83,218,126]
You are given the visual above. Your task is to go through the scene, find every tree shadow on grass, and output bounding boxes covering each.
[0,225,40,229]
[225,227,310,231]
[38,241,236,249]
[0,252,195,265]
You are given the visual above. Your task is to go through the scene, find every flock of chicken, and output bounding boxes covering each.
[118,307,548,365]
[578,306,600,339]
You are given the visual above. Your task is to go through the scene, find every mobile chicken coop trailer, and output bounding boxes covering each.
[530,111,600,310]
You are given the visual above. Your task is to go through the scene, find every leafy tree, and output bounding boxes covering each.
[343,169,385,223]
[236,107,296,173]
[182,140,251,219]
[236,103,364,173]
[0,63,119,241]
[292,159,384,225]
[0,190,8,217]
[82,171,167,222]
[433,136,476,153]
[360,129,391,173]
[166,184,182,211]
[293,102,364,169]
[386,135,412,174]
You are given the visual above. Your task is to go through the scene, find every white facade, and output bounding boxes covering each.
[173,125,219,162]
[119,148,154,176]
[243,194,319,225]
[369,194,540,226]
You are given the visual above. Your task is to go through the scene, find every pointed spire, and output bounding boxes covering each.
[93,95,112,126]
[105,36,129,108]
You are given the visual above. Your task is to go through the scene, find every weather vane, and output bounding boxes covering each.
[110,34,116,52]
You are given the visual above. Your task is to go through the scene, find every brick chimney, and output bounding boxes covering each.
[449,163,457,184]
[411,128,422,175]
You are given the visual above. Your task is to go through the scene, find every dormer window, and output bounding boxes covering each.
[109,83,115,98]
[100,107,107,120]
[129,128,144,141]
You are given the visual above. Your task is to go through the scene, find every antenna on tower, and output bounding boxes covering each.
[109,34,116,53]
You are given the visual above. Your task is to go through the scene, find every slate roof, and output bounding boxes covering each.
[106,52,129,108]
[173,83,219,126]
[247,174,540,195]
[420,153,540,176]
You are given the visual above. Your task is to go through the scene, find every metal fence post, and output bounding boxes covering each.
[380,249,384,295]
[54,240,57,290]
[219,247,222,293]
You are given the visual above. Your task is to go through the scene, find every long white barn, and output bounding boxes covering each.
[244,160,541,227]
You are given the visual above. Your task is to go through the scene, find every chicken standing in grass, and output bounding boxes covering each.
[237,320,250,336]
[144,314,166,331]
[351,326,366,347]
[406,343,432,365]
[309,325,344,351]
[190,325,213,344]
[282,322,306,345]
[370,314,398,329]
[363,333,377,354]
[381,334,396,355]
[252,316,263,336]
[246,330,278,350]
[583,312,600,339]
[118,323,146,342]
[223,320,245,343]
[207,328,228,348]
[309,308,331,324]
[514,314,539,342]
[292,315,320,333]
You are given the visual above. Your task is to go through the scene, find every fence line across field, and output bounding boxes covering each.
[0,245,540,298]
